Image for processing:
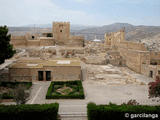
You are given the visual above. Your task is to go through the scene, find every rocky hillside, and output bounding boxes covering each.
[72,23,160,41]
[141,33,160,51]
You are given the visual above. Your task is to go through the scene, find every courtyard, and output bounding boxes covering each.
[11,64,156,119]
[25,64,157,106]
[0,64,159,120]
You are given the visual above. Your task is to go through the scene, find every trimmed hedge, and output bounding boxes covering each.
[0,82,32,88]
[87,102,160,120]
[0,82,32,99]
[46,81,85,99]
[0,103,59,120]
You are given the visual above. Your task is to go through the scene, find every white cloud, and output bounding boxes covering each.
[0,0,97,26]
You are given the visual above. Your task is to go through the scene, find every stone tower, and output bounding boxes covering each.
[52,22,70,45]
[120,27,125,42]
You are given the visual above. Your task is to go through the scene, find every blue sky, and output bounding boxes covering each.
[0,0,160,26]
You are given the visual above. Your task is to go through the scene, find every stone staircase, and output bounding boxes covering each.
[58,104,87,120]
[59,112,87,120]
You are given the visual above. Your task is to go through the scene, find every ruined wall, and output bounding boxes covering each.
[118,41,149,73]
[104,33,112,45]
[27,40,40,47]
[118,46,149,73]
[118,41,147,51]
[141,65,160,79]
[105,29,125,47]
[150,51,160,61]
[105,29,150,73]
[11,36,55,48]
[125,50,142,73]
[10,36,27,47]
[118,41,159,75]
[120,41,147,51]
[141,51,160,79]
[39,37,55,46]
[67,36,84,47]
[106,50,126,66]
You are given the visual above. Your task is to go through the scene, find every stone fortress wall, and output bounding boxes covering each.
[105,29,160,79]
[7,22,160,81]
[10,36,27,47]
[10,22,84,48]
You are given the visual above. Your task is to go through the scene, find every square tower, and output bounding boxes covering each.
[52,22,70,44]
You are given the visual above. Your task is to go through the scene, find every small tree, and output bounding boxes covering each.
[148,76,160,98]
[0,26,16,64]
[13,85,29,105]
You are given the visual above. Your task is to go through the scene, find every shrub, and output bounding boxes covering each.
[0,103,59,120]
[46,81,85,99]
[87,102,160,120]
[1,92,13,99]
[148,76,160,98]
[0,82,32,89]
[13,84,30,105]
[0,82,32,99]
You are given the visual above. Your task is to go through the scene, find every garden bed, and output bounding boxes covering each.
[46,81,84,99]
[0,82,32,99]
